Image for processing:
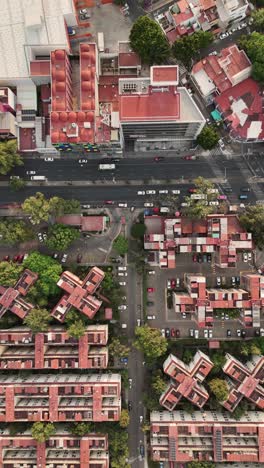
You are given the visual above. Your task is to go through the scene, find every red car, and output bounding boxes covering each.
[13,255,19,262]
[171,279,176,289]
[104,200,115,205]
[188,188,197,193]
[193,254,197,262]
[147,287,155,293]
[17,254,24,263]
[183,155,199,160]
[153,207,160,214]
[2,255,10,261]
[154,156,165,162]
[171,328,176,338]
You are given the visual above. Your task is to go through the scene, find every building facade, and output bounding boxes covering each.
[0,269,38,319]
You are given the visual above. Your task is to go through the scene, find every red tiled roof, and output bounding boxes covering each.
[173,9,193,26]
[57,215,105,232]
[152,66,178,83]
[119,89,180,121]
[119,52,141,67]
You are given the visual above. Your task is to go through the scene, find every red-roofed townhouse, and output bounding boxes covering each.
[150,410,264,464]
[0,325,109,370]
[160,351,213,410]
[0,269,38,320]
[51,267,105,322]
[0,430,109,468]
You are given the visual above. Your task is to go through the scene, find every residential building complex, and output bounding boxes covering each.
[174,272,264,327]
[160,351,213,410]
[0,269,38,319]
[0,325,109,370]
[51,267,105,322]
[150,410,264,464]
[144,213,253,270]
[0,373,121,422]
[191,44,252,104]
[119,65,205,152]
[222,353,264,412]
[0,429,109,468]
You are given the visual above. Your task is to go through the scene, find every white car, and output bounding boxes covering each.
[78,159,87,163]
[144,203,154,207]
[161,329,165,338]
[61,254,68,263]
[189,329,194,337]
[44,157,54,162]
[243,252,248,262]
[118,305,127,311]
[38,233,43,242]
[216,277,221,286]
[118,272,128,277]
[137,191,145,196]
[147,315,156,320]
[159,190,168,194]
[209,329,213,338]
[220,32,228,39]
[118,203,127,208]
[182,312,187,319]
[81,204,91,209]
[26,171,36,175]
[237,329,241,337]
[80,8,88,13]
[260,328,264,337]
[119,281,126,286]
[194,330,199,339]
[137,319,141,327]
[148,270,155,275]
[176,278,180,287]
[171,189,180,195]
[118,266,127,271]
[130,206,135,212]
[209,201,219,206]
[248,252,252,261]
[204,329,209,338]
[209,51,217,56]
[146,190,156,195]
[128,378,132,388]
[219,139,225,149]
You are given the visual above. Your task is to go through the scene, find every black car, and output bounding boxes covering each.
[227,329,231,337]
[198,254,202,263]
[255,329,261,337]
[112,158,120,162]
[139,445,145,458]
[128,401,132,411]
[207,253,212,263]
[241,330,246,338]
[223,187,233,193]
[165,328,170,338]
[147,301,154,306]
[241,187,251,192]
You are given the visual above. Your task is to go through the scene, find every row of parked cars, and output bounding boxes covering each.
[2,254,27,263]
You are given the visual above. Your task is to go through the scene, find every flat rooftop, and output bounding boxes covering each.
[151,65,178,85]
[119,90,180,122]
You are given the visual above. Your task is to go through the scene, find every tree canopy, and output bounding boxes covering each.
[238,32,264,84]
[113,235,129,255]
[209,378,228,401]
[182,177,219,219]
[23,252,62,301]
[251,9,264,31]
[0,219,34,245]
[67,319,86,339]
[109,338,130,358]
[0,261,23,287]
[187,462,215,468]
[172,31,213,68]
[134,325,168,359]
[31,422,56,443]
[22,193,80,224]
[24,308,51,334]
[0,140,23,175]
[45,224,80,251]
[70,422,92,437]
[239,204,264,248]
[9,177,26,191]
[197,125,220,150]
[119,409,130,428]
[130,16,171,65]
[131,222,146,239]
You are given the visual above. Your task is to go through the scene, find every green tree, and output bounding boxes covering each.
[238,32,264,84]
[109,338,130,358]
[23,251,62,299]
[9,177,26,191]
[46,224,80,251]
[119,409,130,428]
[24,308,51,334]
[187,462,215,468]
[143,392,161,411]
[209,378,228,402]
[70,422,92,436]
[108,429,129,468]
[0,140,23,175]
[172,31,213,68]
[151,371,167,395]
[67,319,86,339]
[252,9,264,31]
[0,261,23,286]
[134,325,168,359]
[113,235,129,255]
[182,177,218,219]
[211,353,226,373]
[22,192,56,224]
[182,348,194,364]
[130,16,171,65]
[31,422,56,443]
[0,219,34,245]
[131,223,146,239]
[61,199,81,214]
[197,125,220,150]
[240,204,264,248]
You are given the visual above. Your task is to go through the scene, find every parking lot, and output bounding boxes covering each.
[145,251,261,340]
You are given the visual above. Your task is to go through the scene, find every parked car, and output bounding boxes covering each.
[119,281,126,286]
[44,157,54,162]
[79,8,89,13]
[128,401,132,411]
[104,200,114,205]
[78,159,87,164]
[147,315,156,320]
[219,139,225,149]
[248,252,252,261]
[146,190,156,195]
[209,329,213,338]
[61,254,68,263]
[176,329,180,338]
[128,378,132,389]
[194,330,199,339]
[227,329,232,337]
[2,255,10,261]
[176,278,180,287]
[202,254,207,263]
[209,51,217,56]
[154,156,165,161]
[161,329,165,338]
[241,330,246,338]
[148,270,155,275]
[237,329,241,337]
[81,204,90,209]
[243,252,248,262]
[118,266,127,271]
[144,202,154,207]
[147,301,154,306]
[261,328,264,337]
[26,171,36,175]
[137,191,145,195]
[204,329,209,338]
[118,203,127,208]
[118,272,128,277]
[188,188,197,193]
[38,232,43,243]
[216,277,221,286]
[182,312,187,319]
[137,319,141,327]
[193,254,198,262]
[171,189,181,194]
[147,287,155,292]
[159,189,168,194]
[183,155,198,160]
[189,329,194,337]
[118,305,127,311]
[231,277,236,286]
[165,328,170,338]
[171,328,176,338]
[207,253,212,262]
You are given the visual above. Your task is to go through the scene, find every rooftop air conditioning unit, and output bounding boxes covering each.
[72,123,77,128]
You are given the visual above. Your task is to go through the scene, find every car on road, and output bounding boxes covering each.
[189,329,194,337]
[147,301,154,306]
[61,254,68,263]
[140,415,143,423]
[202,254,207,263]
[130,206,135,212]
[182,312,187,319]
[209,329,213,338]
[118,272,128,276]
[176,278,180,287]
[104,200,114,205]
[227,329,232,337]
[80,12,90,19]
[128,401,132,411]
[161,329,165,338]
[176,329,180,338]
[241,186,251,192]
[188,187,197,193]
[218,195,227,200]
[216,276,221,286]
[118,266,127,271]
[128,378,132,388]
[241,330,246,338]
[144,202,154,207]
[38,232,43,243]
[243,252,248,262]
[44,157,54,162]
[2,255,10,261]
[171,189,181,194]
[183,155,199,160]
[118,305,127,311]
[209,201,219,206]
[78,159,87,163]
[147,314,156,319]
[159,189,168,194]
[171,328,176,338]
[148,270,155,275]
[26,171,36,175]
[165,328,170,338]
[261,328,264,337]
[209,51,217,56]
[154,156,165,161]
[119,281,126,286]
[146,190,156,195]
[118,203,127,208]
[193,254,197,262]
[137,191,145,195]
[79,8,89,14]
[219,139,225,149]
[204,329,209,338]
[137,319,141,327]
[207,253,212,262]
[147,287,155,292]
[231,277,236,286]
[77,254,82,263]
[194,330,199,339]
[237,329,241,337]
[81,204,91,209]
[255,329,261,337]
[220,32,228,39]
[248,252,252,261]
[167,279,172,289]
[139,445,145,458]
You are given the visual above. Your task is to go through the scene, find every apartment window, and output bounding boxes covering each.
[123,83,137,92]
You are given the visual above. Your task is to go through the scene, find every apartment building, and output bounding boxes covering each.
[222,353,264,412]
[160,351,213,410]
[0,373,121,423]
[144,213,253,270]
[150,410,264,464]
[119,65,205,152]
[0,429,109,468]
[216,0,249,26]
[191,44,252,104]
[174,272,264,327]
[0,325,109,370]
[51,267,105,322]
[0,269,38,320]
